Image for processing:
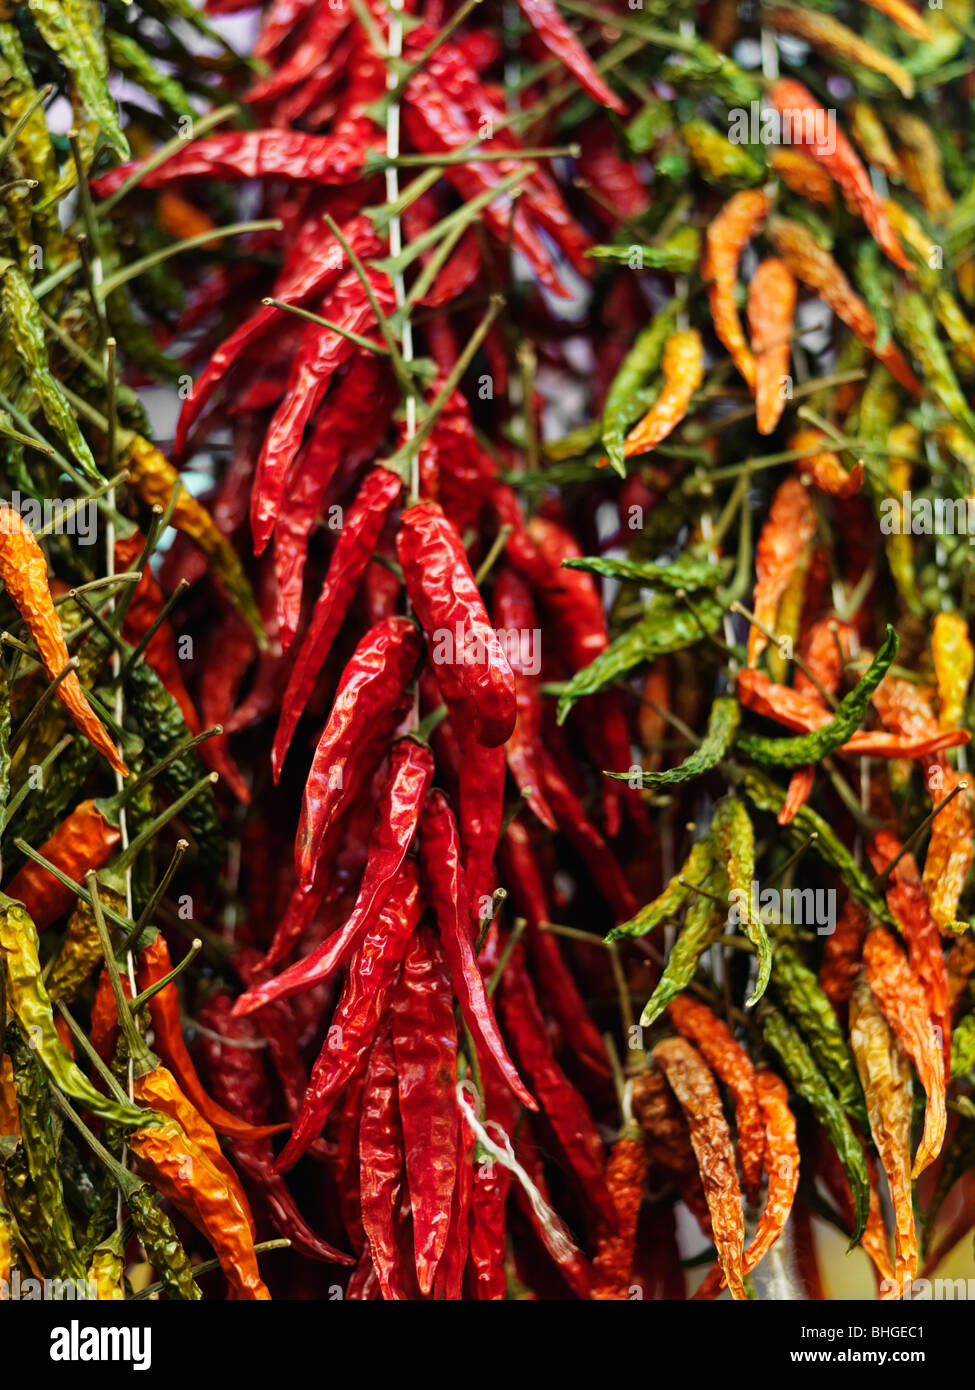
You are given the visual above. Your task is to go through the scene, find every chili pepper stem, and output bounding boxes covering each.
[486,918,526,997]
[55,1001,132,1105]
[9,657,78,751]
[119,840,189,959]
[120,579,190,678]
[260,299,391,356]
[87,870,154,1073]
[869,781,969,891]
[50,1090,140,1196]
[127,940,202,1014]
[116,772,219,871]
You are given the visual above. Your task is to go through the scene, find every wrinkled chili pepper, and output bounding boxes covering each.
[747,259,796,436]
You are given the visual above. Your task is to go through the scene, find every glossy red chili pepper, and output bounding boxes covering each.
[251,270,396,556]
[468,1146,511,1300]
[397,502,516,747]
[390,922,459,1295]
[433,1102,475,1301]
[274,861,423,1173]
[272,468,402,771]
[491,569,556,829]
[419,790,535,1110]
[358,1020,409,1300]
[237,742,433,1020]
[246,1,351,104]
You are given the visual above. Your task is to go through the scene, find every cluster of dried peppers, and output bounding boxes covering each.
[0,0,973,1305]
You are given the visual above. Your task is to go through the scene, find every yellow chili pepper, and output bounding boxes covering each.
[932,611,973,730]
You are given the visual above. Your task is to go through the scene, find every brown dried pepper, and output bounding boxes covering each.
[0,501,125,775]
[747,259,796,436]
[667,994,765,1206]
[654,1038,745,1298]
[863,928,946,1178]
[849,977,916,1291]
[693,1069,799,1298]
[703,190,771,388]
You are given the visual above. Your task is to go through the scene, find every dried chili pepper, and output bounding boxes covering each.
[702,189,771,389]
[922,770,973,934]
[862,928,946,1178]
[747,259,795,436]
[397,502,515,748]
[358,1019,408,1301]
[600,306,677,476]
[747,478,817,666]
[614,329,704,462]
[932,611,973,730]
[590,1129,647,1300]
[715,796,771,1007]
[272,467,403,771]
[653,1037,746,1299]
[0,501,125,774]
[848,977,914,1292]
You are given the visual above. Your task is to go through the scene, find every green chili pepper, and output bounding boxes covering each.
[950,1011,975,1079]
[557,591,724,724]
[611,695,739,789]
[681,119,766,186]
[608,835,713,942]
[562,552,723,592]
[855,241,893,354]
[28,0,128,158]
[770,941,866,1122]
[893,292,975,439]
[736,626,899,768]
[762,1008,870,1245]
[743,769,897,927]
[125,662,224,867]
[105,33,196,123]
[0,893,148,1129]
[600,305,677,476]
[714,797,771,1007]
[6,1021,86,1281]
[586,227,700,275]
[626,98,673,153]
[661,40,763,107]
[1,264,105,480]
[639,868,727,1026]
[2,1141,52,1276]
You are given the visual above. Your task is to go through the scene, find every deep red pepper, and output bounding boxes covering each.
[491,569,556,830]
[272,468,402,771]
[358,1019,409,1300]
[419,790,535,1110]
[391,924,459,1295]
[397,501,516,748]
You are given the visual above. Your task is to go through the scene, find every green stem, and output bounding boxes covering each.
[97,220,283,300]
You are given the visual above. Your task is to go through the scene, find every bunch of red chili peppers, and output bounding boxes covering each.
[1,0,974,1305]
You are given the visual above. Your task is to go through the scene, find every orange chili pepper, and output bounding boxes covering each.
[653,1036,746,1299]
[768,217,921,394]
[666,994,765,1206]
[6,801,121,930]
[789,427,864,497]
[0,501,126,775]
[747,477,817,665]
[127,1118,271,1300]
[702,189,771,389]
[590,1130,648,1300]
[863,928,946,1179]
[747,259,796,436]
[617,328,704,460]
[769,148,834,207]
[819,899,868,1016]
[862,0,930,38]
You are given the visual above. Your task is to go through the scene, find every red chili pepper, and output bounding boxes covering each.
[468,1146,511,1300]
[274,860,424,1173]
[272,468,402,771]
[91,130,370,198]
[514,0,623,109]
[499,945,616,1230]
[819,899,868,1017]
[246,1,351,105]
[419,790,535,1110]
[196,992,354,1266]
[397,502,516,747]
[358,1019,409,1300]
[237,740,433,1017]
[768,80,911,271]
[432,1101,476,1300]
[497,822,610,1077]
[273,357,395,650]
[251,270,395,556]
[390,923,459,1294]
[491,569,556,830]
[174,215,380,459]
